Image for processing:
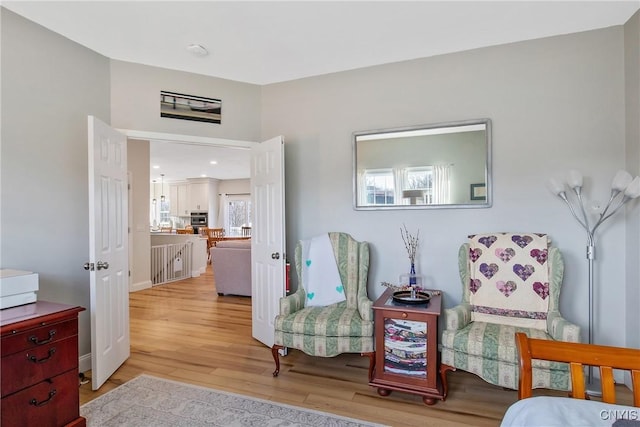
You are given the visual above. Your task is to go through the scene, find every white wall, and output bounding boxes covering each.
[0,8,111,357]
[128,139,152,291]
[110,60,262,142]
[262,27,632,349]
[219,179,250,195]
[624,11,640,358]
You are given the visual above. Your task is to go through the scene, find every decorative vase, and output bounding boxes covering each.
[399,264,422,290]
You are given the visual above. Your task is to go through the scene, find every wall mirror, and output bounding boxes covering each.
[353,119,492,210]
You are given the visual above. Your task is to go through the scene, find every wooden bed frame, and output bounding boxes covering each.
[515,332,640,407]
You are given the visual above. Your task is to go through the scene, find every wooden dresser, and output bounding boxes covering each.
[1,301,86,427]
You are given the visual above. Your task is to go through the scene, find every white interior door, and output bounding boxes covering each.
[88,116,130,389]
[251,136,286,347]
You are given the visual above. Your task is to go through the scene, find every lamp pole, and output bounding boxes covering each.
[549,170,640,396]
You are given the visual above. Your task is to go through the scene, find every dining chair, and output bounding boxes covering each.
[207,228,225,248]
[241,226,252,237]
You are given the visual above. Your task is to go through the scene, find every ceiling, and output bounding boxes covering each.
[148,140,251,183]
[5,1,640,181]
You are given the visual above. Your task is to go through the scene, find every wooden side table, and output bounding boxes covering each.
[369,288,446,405]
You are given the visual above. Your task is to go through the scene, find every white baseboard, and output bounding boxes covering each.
[130,280,152,292]
[79,352,92,374]
[191,270,201,277]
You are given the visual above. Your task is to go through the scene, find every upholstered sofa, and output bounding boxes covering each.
[211,239,251,296]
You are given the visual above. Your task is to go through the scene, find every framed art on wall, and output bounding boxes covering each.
[160,91,221,124]
[470,183,486,201]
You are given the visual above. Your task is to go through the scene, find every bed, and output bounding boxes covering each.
[500,332,640,427]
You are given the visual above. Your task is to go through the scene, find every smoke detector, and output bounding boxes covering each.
[186,44,208,57]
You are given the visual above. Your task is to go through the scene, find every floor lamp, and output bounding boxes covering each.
[548,170,640,395]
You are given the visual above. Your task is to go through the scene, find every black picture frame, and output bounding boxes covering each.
[470,183,486,201]
[160,91,221,124]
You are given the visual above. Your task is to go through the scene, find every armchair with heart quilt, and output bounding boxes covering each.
[271,232,375,378]
[440,232,581,392]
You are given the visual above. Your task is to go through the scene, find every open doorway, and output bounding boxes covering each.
[124,130,256,292]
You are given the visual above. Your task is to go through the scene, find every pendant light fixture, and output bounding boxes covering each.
[160,174,166,203]
[152,179,157,204]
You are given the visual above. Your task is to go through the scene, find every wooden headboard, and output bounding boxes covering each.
[515,332,640,407]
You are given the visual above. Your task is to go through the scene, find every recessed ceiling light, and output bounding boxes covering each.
[153,165,160,169]
[210,160,217,165]
[187,44,208,57]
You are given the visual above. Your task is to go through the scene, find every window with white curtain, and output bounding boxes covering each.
[225,195,252,236]
[405,167,434,204]
[359,166,445,206]
[361,169,395,205]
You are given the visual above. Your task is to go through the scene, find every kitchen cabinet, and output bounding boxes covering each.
[169,183,189,217]
[188,180,210,212]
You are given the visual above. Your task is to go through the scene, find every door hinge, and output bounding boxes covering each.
[128,270,131,277]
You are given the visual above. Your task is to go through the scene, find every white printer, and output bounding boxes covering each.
[0,269,39,309]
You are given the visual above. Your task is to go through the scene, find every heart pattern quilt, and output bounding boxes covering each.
[467,232,551,329]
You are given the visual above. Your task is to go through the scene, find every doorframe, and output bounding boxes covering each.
[119,129,256,150]
[119,128,258,291]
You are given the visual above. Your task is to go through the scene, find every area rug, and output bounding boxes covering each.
[80,374,386,427]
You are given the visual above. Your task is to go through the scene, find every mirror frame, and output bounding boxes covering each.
[352,118,492,210]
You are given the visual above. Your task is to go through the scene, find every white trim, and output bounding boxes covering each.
[116,129,257,150]
[79,353,92,375]
[130,280,152,292]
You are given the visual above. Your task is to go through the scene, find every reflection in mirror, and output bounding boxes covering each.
[353,119,491,210]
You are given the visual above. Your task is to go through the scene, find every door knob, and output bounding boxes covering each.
[271,252,280,260]
[96,261,109,270]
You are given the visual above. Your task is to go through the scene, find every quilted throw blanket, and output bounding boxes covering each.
[301,233,346,307]
[468,232,550,329]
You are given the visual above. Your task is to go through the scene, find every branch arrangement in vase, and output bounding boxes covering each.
[400,224,419,266]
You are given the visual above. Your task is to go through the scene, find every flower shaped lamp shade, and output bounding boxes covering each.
[548,169,640,396]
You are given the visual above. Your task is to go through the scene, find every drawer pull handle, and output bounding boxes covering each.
[401,312,408,318]
[29,389,57,407]
[29,330,56,345]
[27,348,56,363]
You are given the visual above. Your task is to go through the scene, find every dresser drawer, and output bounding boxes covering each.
[0,370,80,427]
[1,336,78,397]
[1,318,78,356]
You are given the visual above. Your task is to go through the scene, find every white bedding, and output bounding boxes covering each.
[500,396,640,427]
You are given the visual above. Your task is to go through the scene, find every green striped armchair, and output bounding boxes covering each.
[271,232,375,379]
[440,233,581,393]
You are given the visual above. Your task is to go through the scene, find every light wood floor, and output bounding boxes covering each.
[79,266,633,427]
